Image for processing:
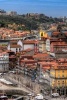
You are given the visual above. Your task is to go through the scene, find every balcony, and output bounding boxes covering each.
[50,76,67,79]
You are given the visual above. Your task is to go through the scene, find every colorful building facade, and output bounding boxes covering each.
[50,27,67,95]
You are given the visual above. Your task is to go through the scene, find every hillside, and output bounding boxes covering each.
[0,14,63,31]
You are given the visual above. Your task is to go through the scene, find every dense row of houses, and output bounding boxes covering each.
[0,26,67,95]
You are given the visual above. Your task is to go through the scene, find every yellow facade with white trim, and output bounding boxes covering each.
[40,30,48,38]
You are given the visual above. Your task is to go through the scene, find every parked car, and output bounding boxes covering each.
[51,93,59,97]
[9,71,16,74]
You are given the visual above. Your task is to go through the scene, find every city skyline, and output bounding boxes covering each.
[0,0,67,17]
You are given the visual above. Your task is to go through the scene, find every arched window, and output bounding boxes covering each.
[41,32,43,36]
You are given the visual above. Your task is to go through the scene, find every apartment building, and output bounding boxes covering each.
[50,27,67,95]
[0,51,9,72]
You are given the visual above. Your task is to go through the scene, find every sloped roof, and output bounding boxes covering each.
[10,44,21,48]
[23,40,39,44]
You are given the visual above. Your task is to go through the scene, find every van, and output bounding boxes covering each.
[51,93,59,97]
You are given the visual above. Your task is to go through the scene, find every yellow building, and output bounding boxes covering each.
[39,30,50,53]
[50,61,67,95]
[50,69,67,87]
[39,30,48,38]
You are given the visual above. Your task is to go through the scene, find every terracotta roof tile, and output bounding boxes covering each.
[21,48,33,52]
[10,44,21,48]
[33,53,48,58]
[20,55,33,59]
[64,32,67,36]
[42,66,50,70]
[52,31,60,36]
[10,40,18,43]
[6,50,15,53]
[20,59,37,63]
[23,40,39,44]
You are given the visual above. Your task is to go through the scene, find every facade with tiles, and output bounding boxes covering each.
[0,52,9,72]
[50,27,67,95]
[50,59,67,95]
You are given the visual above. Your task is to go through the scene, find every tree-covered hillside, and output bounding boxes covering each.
[0,14,63,30]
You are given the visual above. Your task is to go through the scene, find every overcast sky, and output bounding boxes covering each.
[0,0,67,17]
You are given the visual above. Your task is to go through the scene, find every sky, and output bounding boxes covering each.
[0,0,67,17]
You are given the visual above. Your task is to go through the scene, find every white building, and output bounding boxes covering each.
[38,40,46,53]
[8,40,22,53]
[0,52,9,72]
[46,39,50,52]
[22,40,39,53]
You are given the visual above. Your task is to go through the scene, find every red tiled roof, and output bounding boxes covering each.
[33,53,48,58]
[23,40,39,44]
[10,40,18,43]
[6,50,15,53]
[20,55,33,59]
[20,59,37,63]
[64,32,67,36]
[0,50,3,53]
[42,66,50,70]
[10,44,21,48]
[52,31,60,36]
[21,48,34,53]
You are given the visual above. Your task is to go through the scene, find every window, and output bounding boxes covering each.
[62,81,64,83]
[58,70,60,73]
[36,44,37,46]
[62,75,64,78]
[41,32,43,36]
[62,70,64,73]
[58,81,60,86]
[19,48,21,51]
[16,48,17,52]
[58,83,60,86]
[58,75,60,78]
